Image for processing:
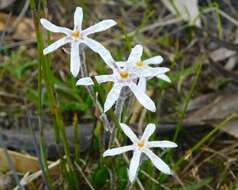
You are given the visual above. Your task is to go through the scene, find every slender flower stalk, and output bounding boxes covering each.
[103,123,177,182]
[76,45,169,112]
[40,7,117,77]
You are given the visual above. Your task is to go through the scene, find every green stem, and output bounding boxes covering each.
[175,113,238,168]
[30,1,79,189]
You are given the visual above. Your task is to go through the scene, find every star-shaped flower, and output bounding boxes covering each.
[40,7,117,77]
[103,123,177,182]
[117,44,171,92]
[76,45,168,112]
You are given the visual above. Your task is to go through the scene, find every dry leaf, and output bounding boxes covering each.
[161,0,201,27]
[186,91,238,138]
[0,148,52,173]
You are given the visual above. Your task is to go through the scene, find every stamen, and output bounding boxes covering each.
[72,31,80,38]
[136,61,144,68]
[137,140,145,149]
[120,71,129,79]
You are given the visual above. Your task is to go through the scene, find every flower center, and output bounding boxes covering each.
[137,140,145,149]
[136,61,144,68]
[72,30,80,39]
[119,71,129,80]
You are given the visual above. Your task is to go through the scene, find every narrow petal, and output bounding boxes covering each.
[128,150,141,182]
[140,67,170,78]
[141,124,156,142]
[76,77,94,86]
[43,37,69,55]
[83,38,116,69]
[95,75,114,83]
[82,19,117,36]
[104,83,122,112]
[70,42,80,77]
[144,149,172,175]
[116,61,126,67]
[127,44,143,64]
[147,141,178,148]
[83,37,105,53]
[129,83,156,112]
[157,74,171,83]
[144,56,163,65]
[103,145,134,157]
[40,18,71,34]
[138,77,146,92]
[74,7,83,30]
[120,123,138,143]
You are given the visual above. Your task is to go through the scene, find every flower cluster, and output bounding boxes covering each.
[41,6,177,184]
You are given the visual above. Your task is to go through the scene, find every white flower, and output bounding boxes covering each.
[103,123,177,182]
[117,44,171,92]
[76,46,168,112]
[40,7,117,77]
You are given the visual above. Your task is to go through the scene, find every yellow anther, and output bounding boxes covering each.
[120,71,129,79]
[137,140,145,149]
[72,31,80,38]
[136,61,144,68]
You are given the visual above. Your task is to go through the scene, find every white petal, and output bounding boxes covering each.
[147,141,178,148]
[82,19,117,36]
[138,77,146,92]
[128,44,143,64]
[104,83,122,112]
[40,18,71,34]
[103,145,134,157]
[74,7,83,31]
[140,67,170,78]
[70,42,80,77]
[95,75,114,83]
[83,38,116,69]
[141,124,156,141]
[129,83,156,112]
[128,150,141,183]
[76,77,94,86]
[157,74,171,83]
[120,123,138,143]
[115,61,126,67]
[144,149,172,175]
[43,37,69,55]
[144,56,163,65]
